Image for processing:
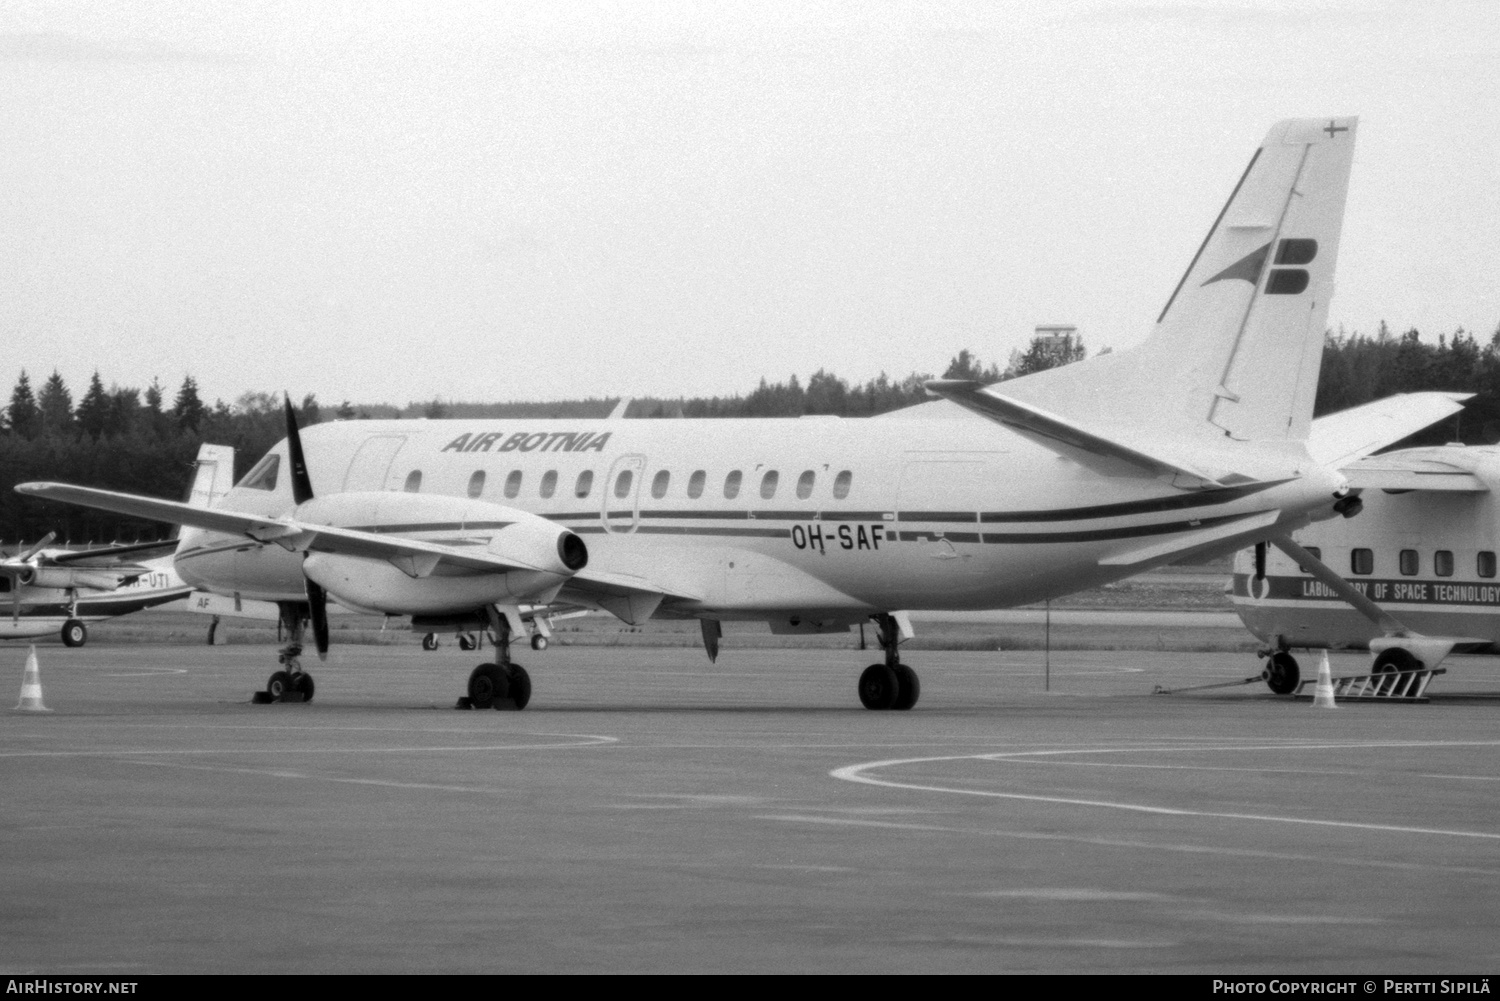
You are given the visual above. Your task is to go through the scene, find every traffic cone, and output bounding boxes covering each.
[1311,650,1337,709]
[13,646,52,713]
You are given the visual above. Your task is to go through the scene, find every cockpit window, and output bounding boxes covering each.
[238,454,280,492]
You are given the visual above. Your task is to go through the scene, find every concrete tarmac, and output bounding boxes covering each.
[3,642,1499,974]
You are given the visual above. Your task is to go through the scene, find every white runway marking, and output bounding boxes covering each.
[121,757,502,794]
[1174,910,1384,926]
[758,814,1500,877]
[0,732,619,758]
[971,888,1169,902]
[101,668,190,677]
[831,739,1500,842]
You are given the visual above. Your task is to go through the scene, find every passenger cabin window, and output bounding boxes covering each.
[724,470,742,499]
[1351,548,1374,575]
[403,470,422,493]
[467,470,486,499]
[1399,549,1419,576]
[575,471,594,499]
[687,470,706,499]
[614,470,633,499]
[239,454,280,492]
[1435,550,1455,577]
[760,470,779,499]
[796,470,815,499]
[540,470,557,499]
[833,470,852,500]
[1296,546,1321,573]
[651,470,670,499]
[504,470,522,499]
[1480,551,1497,579]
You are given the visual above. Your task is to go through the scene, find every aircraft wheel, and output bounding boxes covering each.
[467,663,509,710]
[293,672,316,703]
[458,633,477,652]
[1264,651,1300,695]
[421,633,439,652]
[1372,648,1422,674]
[530,635,548,651]
[60,619,87,648]
[266,670,292,699]
[858,663,899,710]
[500,664,532,711]
[892,664,920,710]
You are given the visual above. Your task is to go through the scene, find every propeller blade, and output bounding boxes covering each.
[17,532,57,564]
[305,576,329,661]
[283,393,314,505]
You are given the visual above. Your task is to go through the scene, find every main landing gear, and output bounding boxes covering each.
[252,602,317,704]
[859,613,919,710]
[59,590,87,648]
[60,618,87,648]
[459,607,531,711]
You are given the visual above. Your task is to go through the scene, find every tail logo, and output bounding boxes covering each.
[1201,237,1317,295]
[1265,237,1318,295]
[1202,242,1270,288]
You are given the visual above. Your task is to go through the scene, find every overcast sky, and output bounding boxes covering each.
[2,1,1496,408]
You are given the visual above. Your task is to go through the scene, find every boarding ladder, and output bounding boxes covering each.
[1294,668,1446,703]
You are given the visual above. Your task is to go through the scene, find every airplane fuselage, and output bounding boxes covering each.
[175,414,1338,624]
[1231,445,1500,652]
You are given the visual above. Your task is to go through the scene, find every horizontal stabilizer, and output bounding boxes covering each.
[1307,392,1471,468]
[1099,509,1281,566]
[1343,456,1486,493]
[924,380,1223,486]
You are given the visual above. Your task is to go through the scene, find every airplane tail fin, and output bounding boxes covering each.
[183,444,236,510]
[999,117,1358,444]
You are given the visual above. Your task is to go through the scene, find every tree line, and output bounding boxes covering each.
[0,325,1493,544]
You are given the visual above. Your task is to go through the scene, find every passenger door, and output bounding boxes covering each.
[602,454,647,534]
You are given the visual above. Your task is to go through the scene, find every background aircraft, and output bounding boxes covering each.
[1231,437,1500,691]
[0,536,188,646]
[15,116,1467,711]
[2,442,237,646]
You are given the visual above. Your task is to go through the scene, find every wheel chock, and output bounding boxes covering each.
[250,690,308,704]
[455,697,474,710]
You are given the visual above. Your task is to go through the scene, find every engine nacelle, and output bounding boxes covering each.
[303,553,567,615]
[295,491,587,616]
[18,567,124,591]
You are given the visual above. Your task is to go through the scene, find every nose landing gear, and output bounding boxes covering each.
[252,603,317,704]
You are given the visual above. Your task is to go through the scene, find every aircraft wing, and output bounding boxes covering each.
[15,482,552,578]
[1307,392,1471,468]
[923,379,1224,486]
[46,539,178,567]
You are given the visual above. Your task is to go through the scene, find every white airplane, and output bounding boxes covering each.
[13,117,1467,710]
[1,443,237,646]
[0,535,190,646]
[1229,439,1500,691]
